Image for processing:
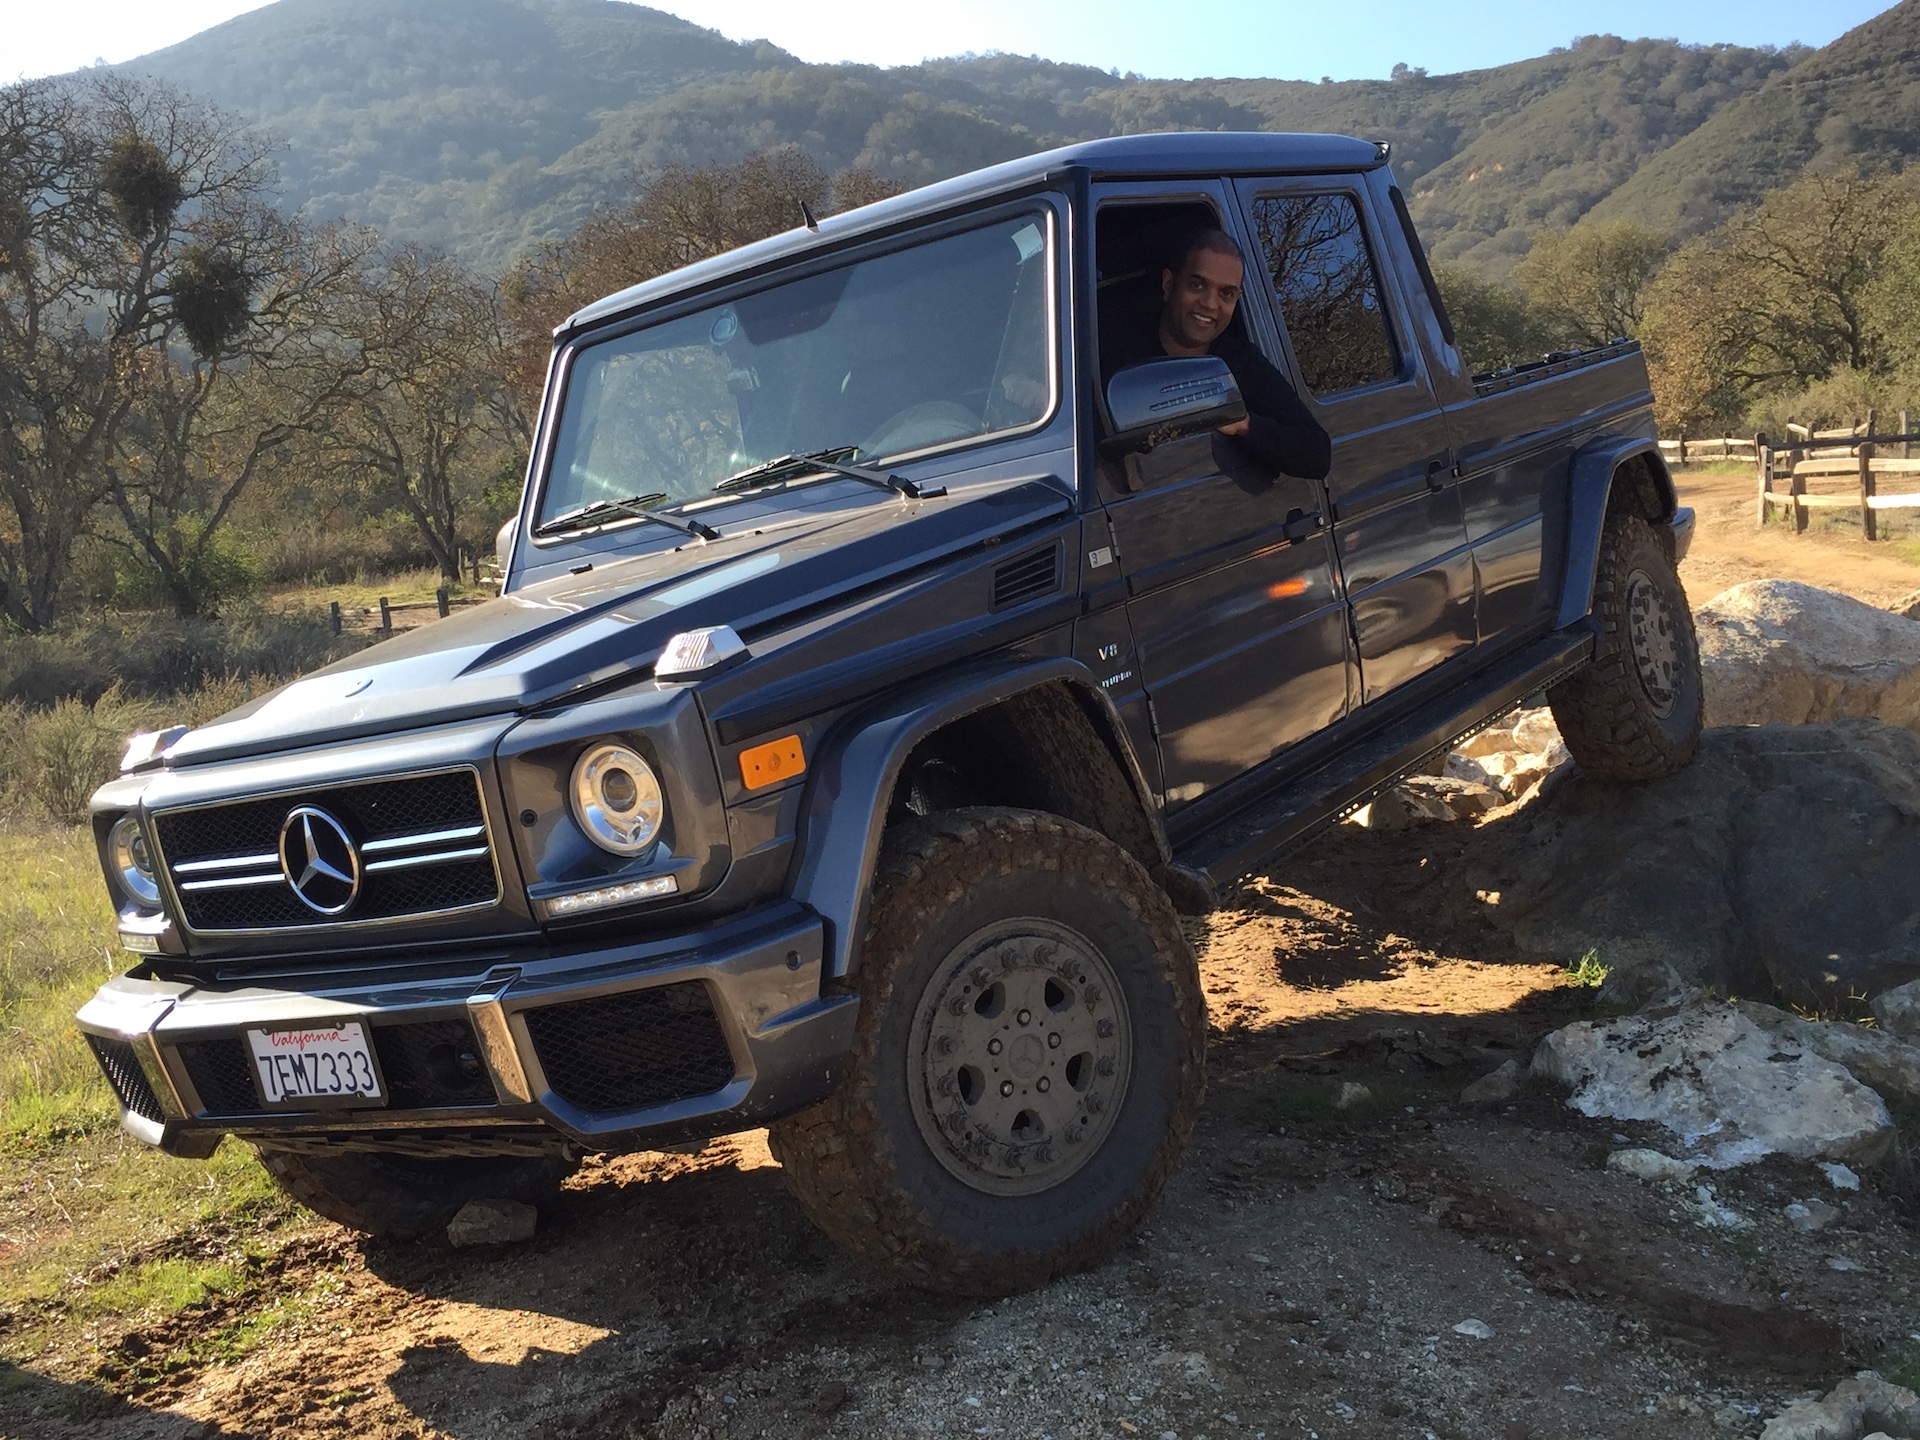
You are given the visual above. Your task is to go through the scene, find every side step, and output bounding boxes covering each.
[1173,628,1594,894]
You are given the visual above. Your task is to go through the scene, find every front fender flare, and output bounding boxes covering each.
[789,655,1164,981]
[1555,435,1677,629]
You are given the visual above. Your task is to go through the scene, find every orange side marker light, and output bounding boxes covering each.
[739,734,806,790]
[1266,577,1310,600]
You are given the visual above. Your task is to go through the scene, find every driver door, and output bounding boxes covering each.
[1090,184,1355,812]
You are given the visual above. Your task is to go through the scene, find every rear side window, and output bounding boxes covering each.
[1246,193,1400,397]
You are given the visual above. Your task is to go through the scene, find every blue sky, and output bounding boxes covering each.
[7,0,1892,84]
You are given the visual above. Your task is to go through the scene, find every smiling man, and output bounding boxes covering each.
[1108,227,1331,481]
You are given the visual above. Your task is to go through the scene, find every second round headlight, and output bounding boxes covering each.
[570,743,665,855]
[109,814,162,907]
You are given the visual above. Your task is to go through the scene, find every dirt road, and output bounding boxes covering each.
[5,470,1918,1440]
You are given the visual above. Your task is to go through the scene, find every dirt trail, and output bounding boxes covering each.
[5,478,1920,1440]
[1676,465,1920,607]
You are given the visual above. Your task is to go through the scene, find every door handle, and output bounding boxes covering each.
[1281,507,1324,544]
[1425,456,1461,490]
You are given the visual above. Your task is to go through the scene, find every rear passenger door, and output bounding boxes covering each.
[1232,179,1476,705]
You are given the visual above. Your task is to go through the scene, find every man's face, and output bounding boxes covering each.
[1160,246,1244,352]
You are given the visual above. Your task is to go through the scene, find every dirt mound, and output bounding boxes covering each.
[1454,720,1920,1005]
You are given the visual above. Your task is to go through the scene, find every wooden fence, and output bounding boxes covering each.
[1658,435,1760,464]
[1755,409,1920,538]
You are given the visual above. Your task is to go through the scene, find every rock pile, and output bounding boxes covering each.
[1760,1371,1920,1440]
[1698,579,1920,732]
[1354,705,1569,829]
[1532,996,1895,1168]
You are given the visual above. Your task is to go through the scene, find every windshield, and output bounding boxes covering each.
[538,212,1055,526]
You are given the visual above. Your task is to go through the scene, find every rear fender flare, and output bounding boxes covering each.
[789,656,1166,981]
[1555,436,1677,629]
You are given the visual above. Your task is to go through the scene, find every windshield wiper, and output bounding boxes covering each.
[534,491,721,541]
[712,446,947,500]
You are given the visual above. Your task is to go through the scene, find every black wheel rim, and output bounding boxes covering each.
[907,917,1133,1197]
[1624,568,1681,719]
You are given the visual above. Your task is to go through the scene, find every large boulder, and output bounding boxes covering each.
[1697,580,1920,731]
[1468,720,1920,1004]
[1533,998,1894,1168]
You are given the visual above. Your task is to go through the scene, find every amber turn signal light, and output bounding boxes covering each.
[739,734,805,789]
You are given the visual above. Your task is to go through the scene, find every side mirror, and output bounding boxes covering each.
[1101,356,1247,457]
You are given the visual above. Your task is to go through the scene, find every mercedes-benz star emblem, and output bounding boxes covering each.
[279,806,361,915]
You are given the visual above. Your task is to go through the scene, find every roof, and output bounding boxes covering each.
[562,131,1385,333]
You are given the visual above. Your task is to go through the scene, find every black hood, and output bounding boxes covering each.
[165,478,1072,767]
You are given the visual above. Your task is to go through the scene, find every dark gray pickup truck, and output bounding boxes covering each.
[77,132,1699,1295]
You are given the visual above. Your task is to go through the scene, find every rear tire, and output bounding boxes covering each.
[769,807,1205,1296]
[1549,511,1702,781]
[254,1146,575,1240]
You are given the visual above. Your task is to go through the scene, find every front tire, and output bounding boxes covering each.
[1549,511,1702,781]
[768,807,1205,1296]
[255,1146,576,1240]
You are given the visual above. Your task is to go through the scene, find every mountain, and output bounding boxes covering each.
[1589,0,1920,235]
[103,0,1907,275]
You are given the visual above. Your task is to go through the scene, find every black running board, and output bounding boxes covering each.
[1172,628,1594,896]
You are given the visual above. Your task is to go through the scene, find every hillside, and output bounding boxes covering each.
[106,0,1904,274]
[1590,0,1920,235]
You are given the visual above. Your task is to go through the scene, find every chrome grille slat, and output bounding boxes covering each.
[152,768,500,934]
[364,845,491,874]
[175,852,280,874]
[362,824,486,854]
[179,872,286,892]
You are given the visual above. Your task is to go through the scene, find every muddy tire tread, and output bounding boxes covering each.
[1548,512,1702,782]
[768,807,1205,1296]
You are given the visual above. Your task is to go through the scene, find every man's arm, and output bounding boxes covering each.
[1215,336,1332,482]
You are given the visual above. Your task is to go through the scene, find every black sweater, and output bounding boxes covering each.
[1105,324,1333,482]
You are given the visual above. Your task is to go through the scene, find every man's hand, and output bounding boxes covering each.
[1217,417,1250,437]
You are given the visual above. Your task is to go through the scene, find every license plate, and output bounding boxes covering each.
[246,1022,385,1107]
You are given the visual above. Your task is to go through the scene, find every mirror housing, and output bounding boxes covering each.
[495,517,516,583]
[1101,356,1247,457]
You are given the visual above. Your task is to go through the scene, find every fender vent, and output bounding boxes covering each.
[992,543,1062,609]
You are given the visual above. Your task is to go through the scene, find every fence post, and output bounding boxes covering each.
[436,586,450,618]
[1677,431,1687,466]
[329,600,341,636]
[1904,409,1912,460]
[1791,448,1808,533]
[1756,438,1771,528]
[1862,428,1879,542]
[378,596,391,632]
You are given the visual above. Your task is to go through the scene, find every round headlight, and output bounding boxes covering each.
[570,743,664,856]
[109,815,161,907]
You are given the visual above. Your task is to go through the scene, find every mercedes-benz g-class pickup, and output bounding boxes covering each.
[77,132,1700,1296]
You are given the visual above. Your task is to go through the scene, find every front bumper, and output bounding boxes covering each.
[76,902,857,1158]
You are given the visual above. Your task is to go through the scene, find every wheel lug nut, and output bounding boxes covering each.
[1083,983,1103,1004]
[987,1038,1003,1056]
[1096,1056,1115,1077]
[1097,1018,1115,1038]
[938,1071,957,1095]
[1017,1008,1032,1025]
[949,996,968,1016]
[1035,1144,1053,1162]
[935,1034,957,1055]
[1085,1092,1105,1114]
[1000,1080,1014,1097]
[1048,1032,1062,1048]
[1037,1076,1050,1092]
[970,966,991,987]
[1000,947,1021,970]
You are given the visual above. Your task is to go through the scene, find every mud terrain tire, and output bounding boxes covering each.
[1549,511,1702,781]
[769,807,1205,1296]
[254,1147,575,1240]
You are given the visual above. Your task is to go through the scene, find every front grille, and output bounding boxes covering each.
[153,768,499,932]
[372,1020,497,1109]
[523,983,735,1114]
[177,1037,261,1115]
[87,1035,167,1123]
